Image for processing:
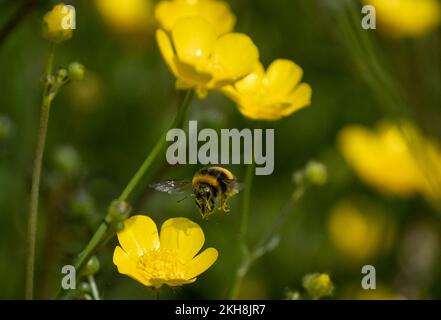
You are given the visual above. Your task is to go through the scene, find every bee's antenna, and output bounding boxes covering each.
[177,196,188,203]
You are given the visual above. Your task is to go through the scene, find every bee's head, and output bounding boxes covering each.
[194,184,214,218]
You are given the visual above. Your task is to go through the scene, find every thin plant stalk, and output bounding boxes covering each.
[228,163,254,299]
[25,43,55,300]
[88,276,100,300]
[55,90,194,299]
[228,182,305,299]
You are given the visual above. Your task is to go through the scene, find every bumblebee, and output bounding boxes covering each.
[149,166,242,219]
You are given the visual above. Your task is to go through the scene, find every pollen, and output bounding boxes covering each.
[137,249,186,282]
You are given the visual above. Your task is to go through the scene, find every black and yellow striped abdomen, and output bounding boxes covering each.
[192,166,236,195]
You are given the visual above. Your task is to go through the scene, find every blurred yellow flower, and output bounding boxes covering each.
[338,121,441,199]
[95,0,153,36]
[328,200,395,262]
[355,285,402,300]
[42,3,74,43]
[222,59,312,120]
[155,0,236,35]
[113,215,218,288]
[339,122,423,196]
[362,0,441,38]
[302,273,334,299]
[156,17,259,98]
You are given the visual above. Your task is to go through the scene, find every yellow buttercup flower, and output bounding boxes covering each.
[113,215,218,288]
[338,122,424,196]
[42,3,74,43]
[155,0,236,35]
[338,121,441,199]
[156,17,259,98]
[328,200,395,262]
[94,0,153,36]
[221,59,312,121]
[362,0,441,38]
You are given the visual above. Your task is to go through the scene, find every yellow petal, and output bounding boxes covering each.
[185,247,218,280]
[159,217,204,262]
[173,58,213,86]
[266,59,303,98]
[155,0,236,35]
[113,246,152,286]
[172,17,217,66]
[117,215,159,257]
[163,278,196,287]
[211,33,259,82]
[234,63,265,94]
[282,83,312,116]
[156,29,179,77]
[198,0,236,35]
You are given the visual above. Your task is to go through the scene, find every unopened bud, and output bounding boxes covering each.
[68,62,85,81]
[81,256,100,277]
[0,115,14,143]
[53,145,81,177]
[107,200,131,224]
[305,161,327,186]
[42,3,74,43]
[302,273,333,300]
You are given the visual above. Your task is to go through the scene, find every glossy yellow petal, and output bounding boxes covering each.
[234,63,265,94]
[199,0,236,35]
[113,246,152,286]
[173,59,213,87]
[283,83,312,116]
[155,0,235,35]
[211,33,259,82]
[117,215,159,257]
[185,247,218,280]
[159,217,204,262]
[156,29,179,77]
[266,59,303,98]
[171,17,217,66]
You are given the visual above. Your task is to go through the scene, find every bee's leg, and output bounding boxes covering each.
[207,197,215,213]
[220,194,230,212]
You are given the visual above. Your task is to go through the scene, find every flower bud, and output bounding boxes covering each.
[305,161,327,186]
[53,145,81,178]
[68,62,85,81]
[302,273,333,300]
[42,3,74,43]
[81,256,100,277]
[0,115,14,144]
[284,288,301,300]
[56,68,68,84]
[107,200,131,224]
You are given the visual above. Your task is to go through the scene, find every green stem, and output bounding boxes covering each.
[239,164,254,240]
[88,276,100,300]
[25,43,55,300]
[118,91,193,202]
[228,183,305,300]
[228,163,254,300]
[55,90,194,299]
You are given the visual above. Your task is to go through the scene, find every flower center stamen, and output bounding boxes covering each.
[136,250,186,282]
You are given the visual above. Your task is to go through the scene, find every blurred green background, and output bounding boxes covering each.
[1,0,441,299]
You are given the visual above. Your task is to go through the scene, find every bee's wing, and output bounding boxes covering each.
[223,179,245,194]
[149,179,193,195]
